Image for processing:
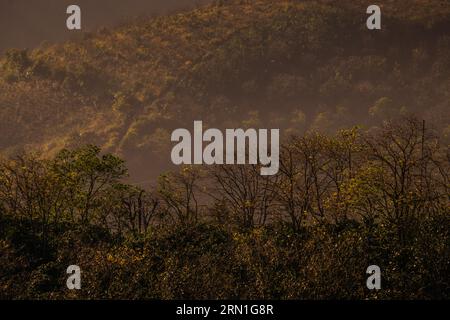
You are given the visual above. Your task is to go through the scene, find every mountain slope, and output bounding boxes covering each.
[0,0,449,178]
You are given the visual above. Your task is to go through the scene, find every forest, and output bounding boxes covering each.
[0,0,449,299]
[0,118,448,299]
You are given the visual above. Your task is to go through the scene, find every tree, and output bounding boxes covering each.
[50,145,127,225]
[209,164,278,229]
[106,184,160,236]
[158,166,201,225]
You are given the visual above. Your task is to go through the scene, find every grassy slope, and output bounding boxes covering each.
[0,0,449,177]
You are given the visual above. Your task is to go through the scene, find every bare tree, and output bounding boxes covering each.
[208,164,278,229]
[158,166,202,225]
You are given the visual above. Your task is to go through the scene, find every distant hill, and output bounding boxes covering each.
[1,0,449,179]
[0,0,211,53]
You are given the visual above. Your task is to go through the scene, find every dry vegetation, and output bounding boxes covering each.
[0,0,449,176]
[0,118,448,299]
[0,0,449,299]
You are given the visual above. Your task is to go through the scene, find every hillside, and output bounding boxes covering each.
[0,0,449,300]
[0,0,449,179]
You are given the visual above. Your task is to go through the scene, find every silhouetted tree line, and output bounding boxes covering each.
[0,118,448,299]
